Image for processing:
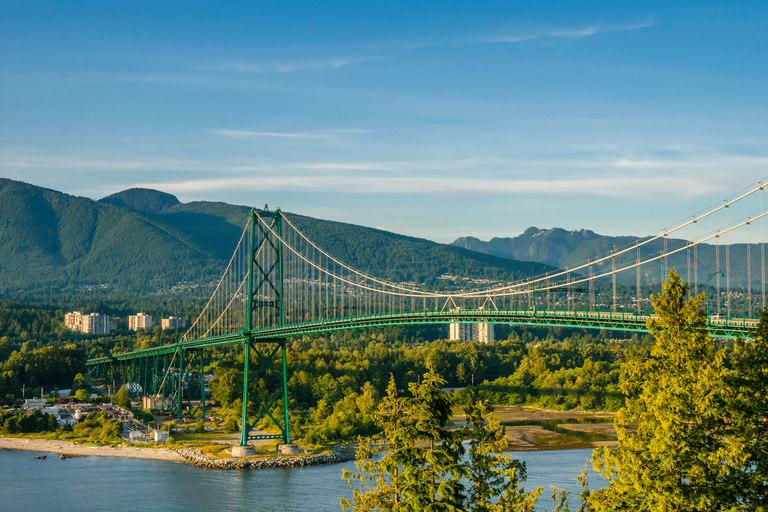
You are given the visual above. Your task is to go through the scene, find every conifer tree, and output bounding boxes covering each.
[342,374,410,511]
[342,370,466,511]
[113,384,131,409]
[590,271,768,511]
[463,399,541,512]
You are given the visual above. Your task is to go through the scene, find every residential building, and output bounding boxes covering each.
[129,312,153,331]
[64,312,113,334]
[161,316,186,330]
[449,322,494,343]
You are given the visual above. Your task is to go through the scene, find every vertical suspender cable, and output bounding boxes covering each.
[612,252,617,312]
[637,243,641,313]
[694,218,698,297]
[716,237,721,315]
[748,221,752,318]
[726,204,731,318]
[762,184,766,310]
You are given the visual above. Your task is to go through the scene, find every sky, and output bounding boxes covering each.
[2,1,767,243]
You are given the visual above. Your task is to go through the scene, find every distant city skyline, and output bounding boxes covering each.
[2,1,767,242]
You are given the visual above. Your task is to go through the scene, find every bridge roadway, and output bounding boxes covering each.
[87,308,757,365]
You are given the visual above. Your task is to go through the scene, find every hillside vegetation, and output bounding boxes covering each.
[0,179,539,296]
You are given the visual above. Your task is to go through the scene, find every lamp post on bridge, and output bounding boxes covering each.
[706,271,724,325]
[531,265,547,315]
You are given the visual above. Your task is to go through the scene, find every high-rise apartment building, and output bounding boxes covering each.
[161,316,186,330]
[64,312,113,335]
[449,322,494,343]
[129,313,152,331]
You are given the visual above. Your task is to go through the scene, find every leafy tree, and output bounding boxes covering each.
[463,399,541,512]
[113,385,131,409]
[74,388,91,401]
[590,271,768,511]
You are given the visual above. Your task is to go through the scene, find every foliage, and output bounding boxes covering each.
[74,388,91,401]
[590,271,768,511]
[463,399,541,512]
[344,374,545,511]
[2,344,85,390]
[69,411,123,443]
[343,371,467,511]
[0,409,58,434]
[113,385,131,409]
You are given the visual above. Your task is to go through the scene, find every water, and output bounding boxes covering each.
[0,448,604,511]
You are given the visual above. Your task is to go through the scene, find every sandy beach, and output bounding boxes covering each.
[0,436,184,463]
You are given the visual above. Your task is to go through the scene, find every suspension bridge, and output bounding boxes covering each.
[87,179,767,454]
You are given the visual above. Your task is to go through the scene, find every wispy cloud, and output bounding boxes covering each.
[211,56,376,74]
[482,18,653,44]
[212,128,368,141]
[5,147,764,201]
[137,174,723,199]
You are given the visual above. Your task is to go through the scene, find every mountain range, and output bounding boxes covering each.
[1,178,761,298]
[0,179,542,296]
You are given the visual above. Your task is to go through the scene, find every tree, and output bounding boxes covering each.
[590,271,768,511]
[113,385,131,409]
[342,370,466,511]
[74,388,91,401]
[463,399,541,512]
[405,369,465,510]
[342,374,410,511]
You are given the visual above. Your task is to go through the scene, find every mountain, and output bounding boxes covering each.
[0,179,542,296]
[452,227,761,289]
[100,188,180,214]
[454,227,602,268]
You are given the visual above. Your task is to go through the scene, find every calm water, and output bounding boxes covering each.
[0,448,604,511]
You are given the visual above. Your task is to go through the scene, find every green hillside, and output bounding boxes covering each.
[0,179,541,297]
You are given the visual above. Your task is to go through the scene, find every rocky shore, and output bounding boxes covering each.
[173,447,351,469]
[0,436,354,470]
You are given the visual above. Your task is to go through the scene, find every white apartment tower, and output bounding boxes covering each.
[129,313,153,331]
[64,312,113,335]
[449,322,495,344]
[161,316,186,330]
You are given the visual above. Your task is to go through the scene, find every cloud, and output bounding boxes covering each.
[4,148,764,201]
[211,56,375,74]
[483,18,653,44]
[135,173,725,199]
[212,128,368,142]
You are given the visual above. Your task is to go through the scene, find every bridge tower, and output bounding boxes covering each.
[238,207,292,453]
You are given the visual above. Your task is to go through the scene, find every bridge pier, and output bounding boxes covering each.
[231,444,255,457]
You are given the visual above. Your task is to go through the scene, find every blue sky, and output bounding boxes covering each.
[2,1,767,242]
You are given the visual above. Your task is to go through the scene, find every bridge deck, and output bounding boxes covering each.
[87,308,757,364]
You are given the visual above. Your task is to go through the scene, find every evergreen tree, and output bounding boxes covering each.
[342,374,410,511]
[113,385,131,409]
[590,271,768,511]
[342,370,466,511]
[463,399,541,512]
[403,369,465,511]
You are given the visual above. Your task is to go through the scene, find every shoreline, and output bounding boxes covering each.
[0,436,350,469]
[0,434,616,468]
[0,436,184,462]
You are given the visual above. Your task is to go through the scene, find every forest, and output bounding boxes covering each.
[3,294,645,445]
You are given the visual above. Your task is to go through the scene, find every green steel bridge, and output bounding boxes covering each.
[87,181,768,453]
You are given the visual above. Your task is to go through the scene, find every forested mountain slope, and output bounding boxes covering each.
[0,179,541,296]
